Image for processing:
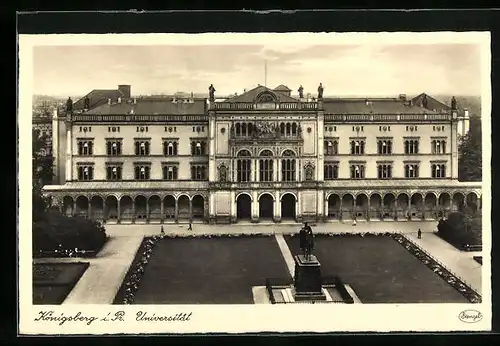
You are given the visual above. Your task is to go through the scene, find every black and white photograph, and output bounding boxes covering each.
[19,32,491,334]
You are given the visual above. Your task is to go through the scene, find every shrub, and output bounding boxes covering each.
[33,210,107,256]
[437,212,481,248]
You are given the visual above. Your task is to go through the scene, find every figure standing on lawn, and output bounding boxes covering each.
[417,229,422,239]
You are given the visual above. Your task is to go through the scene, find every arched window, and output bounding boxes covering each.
[286,123,291,136]
[259,150,274,182]
[280,123,285,136]
[281,150,296,181]
[292,123,297,136]
[237,150,252,182]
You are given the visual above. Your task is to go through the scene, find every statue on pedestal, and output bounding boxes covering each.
[451,96,457,110]
[298,85,304,99]
[299,223,314,260]
[66,97,73,112]
[317,83,324,99]
[208,84,216,101]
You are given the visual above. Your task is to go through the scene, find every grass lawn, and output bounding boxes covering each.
[33,262,89,304]
[285,235,468,303]
[130,236,290,304]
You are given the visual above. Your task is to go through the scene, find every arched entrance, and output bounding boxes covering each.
[236,194,252,220]
[259,193,274,220]
[148,195,162,221]
[452,192,465,212]
[62,196,74,217]
[192,195,205,220]
[341,194,354,220]
[135,195,147,221]
[281,193,296,220]
[104,196,118,221]
[164,195,176,220]
[397,193,409,220]
[369,193,382,220]
[327,194,341,220]
[75,196,89,218]
[438,192,451,218]
[410,193,423,219]
[90,196,104,221]
[382,193,395,219]
[177,195,190,220]
[466,192,479,215]
[424,193,437,219]
[355,194,368,220]
[120,196,133,221]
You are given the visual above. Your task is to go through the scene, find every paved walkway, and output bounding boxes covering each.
[34,236,143,304]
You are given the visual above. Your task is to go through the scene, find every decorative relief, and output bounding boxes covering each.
[255,121,277,138]
[218,163,228,182]
[304,162,315,181]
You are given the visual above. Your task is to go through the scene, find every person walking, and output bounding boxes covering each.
[160,225,165,236]
[417,229,422,239]
[188,221,192,231]
[352,218,357,226]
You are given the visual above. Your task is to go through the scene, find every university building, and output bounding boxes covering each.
[42,83,482,224]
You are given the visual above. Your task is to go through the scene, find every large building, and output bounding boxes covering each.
[42,83,482,224]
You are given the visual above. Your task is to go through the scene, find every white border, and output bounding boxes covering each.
[18,32,492,334]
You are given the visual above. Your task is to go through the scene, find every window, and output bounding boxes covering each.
[377,164,392,179]
[404,138,419,154]
[324,140,338,155]
[191,140,207,155]
[134,165,150,180]
[350,164,365,179]
[135,140,150,156]
[324,163,339,180]
[106,165,122,180]
[163,140,178,156]
[237,150,252,182]
[431,139,447,154]
[281,150,296,182]
[259,150,274,182]
[404,164,419,178]
[235,123,253,137]
[106,140,122,156]
[377,139,393,155]
[191,165,207,180]
[77,140,93,155]
[431,164,446,178]
[350,139,365,155]
[77,165,94,181]
[162,164,178,180]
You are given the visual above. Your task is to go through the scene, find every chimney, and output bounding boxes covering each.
[118,85,131,98]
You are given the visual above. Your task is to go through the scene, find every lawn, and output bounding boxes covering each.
[128,235,290,304]
[33,262,89,304]
[285,234,468,303]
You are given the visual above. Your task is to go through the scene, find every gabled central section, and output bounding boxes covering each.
[255,90,278,104]
[224,85,298,103]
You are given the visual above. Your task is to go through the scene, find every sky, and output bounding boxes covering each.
[32,43,482,97]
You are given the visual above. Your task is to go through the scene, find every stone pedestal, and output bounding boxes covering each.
[293,255,326,301]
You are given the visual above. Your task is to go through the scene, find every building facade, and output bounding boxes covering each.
[43,84,482,224]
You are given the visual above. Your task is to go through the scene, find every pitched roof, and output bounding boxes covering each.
[224,85,298,103]
[322,98,441,114]
[84,98,207,116]
[73,89,124,110]
[411,93,450,111]
[273,84,291,91]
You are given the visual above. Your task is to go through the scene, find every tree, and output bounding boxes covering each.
[32,128,54,222]
[458,115,482,182]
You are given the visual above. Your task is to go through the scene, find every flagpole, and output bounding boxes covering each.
[264,60,267,87]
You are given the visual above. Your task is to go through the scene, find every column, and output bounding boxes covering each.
[175,199,179,222]
[251,190,258,223]
[296,159,300,182]
[117,201,121,223]
[273,159,278,182]
[210,191,216,223]
[451,115,459,179]
[87,201,91,219]
[352,196,356,220]
[251,159,256,182]
[189,199,193,222]
[230,190,236,223]
[160,199,164,223]
[146,200,150,223]
[131,201,136,224]
[296,191,302,222]
[65,123,73,181]
[367,198,370,221]
[324,198,329,220]
[71,199,75,216]
[274,190,281,222]
[277,159,281,182]
[394,199,398,220]
[339,197,343,221]
[317,190,324,222]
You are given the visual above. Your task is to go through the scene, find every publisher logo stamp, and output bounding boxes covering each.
[458,310,483,323]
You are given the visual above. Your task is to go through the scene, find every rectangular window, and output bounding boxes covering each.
[163,140,179,156]
[350,164,365,179]
[77,166,94,181]
[281,158,296,182]
[191,140,207,156]
[106,140,122,156]
[377,139,393,155]
[324,139,339,156]
[77,140,94,156]
[404,138,419,154]
[431,139,447,154]
[350,139,365,155]
[162,165,179,180]
[259,159,274,182]
[135,140,150,156]
[404,164,419,178]
[106,165,122,180]
[134,165,151,180]
[377,164,392,179]
[431,164,446,178]
[324,163,339,180]
[191,165,207,180]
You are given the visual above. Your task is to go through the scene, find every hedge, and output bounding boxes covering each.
[437,212,482,251]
